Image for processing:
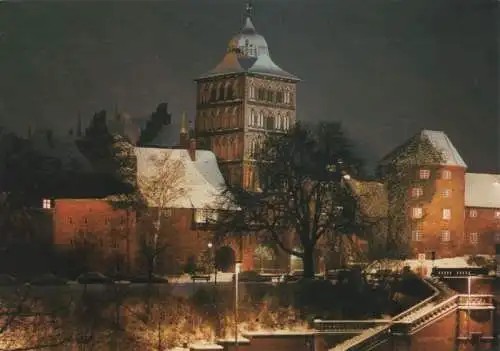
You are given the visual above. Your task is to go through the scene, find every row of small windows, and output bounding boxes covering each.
[411,207,451,220]
[411,187,451,198]
[419,169,452,180]
[197,110,240,131]
[200,82,239,103]
[212,137,241,160]
[412,230,500,244]
[468,209,500,219]
[249,110,291,130]
[248,86,293,105]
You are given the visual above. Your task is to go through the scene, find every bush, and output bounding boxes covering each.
[0,274,17,286]
[30,273,68,286]
[184,256,198,275]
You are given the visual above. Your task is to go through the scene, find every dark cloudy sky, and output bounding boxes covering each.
[0,0,498,172]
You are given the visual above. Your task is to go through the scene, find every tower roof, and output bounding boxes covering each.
[196,6,299,81]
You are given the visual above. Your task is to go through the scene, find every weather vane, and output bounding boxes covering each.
[245,0,253,18]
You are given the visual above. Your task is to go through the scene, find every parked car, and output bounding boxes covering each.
[77,272,113,284]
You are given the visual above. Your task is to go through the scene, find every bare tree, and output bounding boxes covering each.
[136,151,187,279]
[216,122,363,279]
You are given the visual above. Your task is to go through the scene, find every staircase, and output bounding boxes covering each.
[315,276,495,351]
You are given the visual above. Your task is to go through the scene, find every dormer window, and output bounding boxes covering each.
[42,199,52,209]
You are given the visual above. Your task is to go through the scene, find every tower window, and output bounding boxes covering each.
[441,189,451,198]
[412,207,423,219]
[42,199,52,209]
[442,170,452,180]
[218,84,225,100]
[258,88,266,100]
[249,86,256,99]
[210,88,217,101]
[276,91,284,103]
[266,90,274,102]
[411,187,423,198]
[469,209,477,218]
[442,208,451,220]
[266,116,275,130]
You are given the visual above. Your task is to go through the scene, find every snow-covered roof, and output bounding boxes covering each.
[134,147,229,209]
[465,173,500,208]
[380,130,467,168]
[420,130,467,168]
[197,16,299,81]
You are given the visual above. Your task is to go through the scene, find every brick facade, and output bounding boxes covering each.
[409,166,466,259]
[464,207,500,255]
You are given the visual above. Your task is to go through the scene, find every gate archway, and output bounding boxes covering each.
[215,246,236,272]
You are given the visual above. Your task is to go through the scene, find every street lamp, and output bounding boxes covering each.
[208,242,217,285]
[234,262,241,350]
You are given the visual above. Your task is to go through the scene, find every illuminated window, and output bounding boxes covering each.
[411,187,423,198]
[495,211,500,219]
[412,207,423,219]
[284,91,291,104]
[412,230,423,241]
[419,169,430,180]
[469,209,477,218]
[442,208,451,220]
[441,189,451,198]
[194,209,218,224]
[469,232,478,244]
[42,199,52,209]
[442,170,452,180]
[441,230,450,242]
[495,233,500,243]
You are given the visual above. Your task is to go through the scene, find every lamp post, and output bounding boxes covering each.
[234,262,241,350]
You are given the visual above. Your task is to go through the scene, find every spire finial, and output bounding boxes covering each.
[180,111,187,134]
[245,0,253,18]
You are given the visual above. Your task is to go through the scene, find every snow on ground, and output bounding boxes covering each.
[168,272,235,284]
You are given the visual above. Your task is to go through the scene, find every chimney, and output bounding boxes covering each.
[188,138,197,161]
[179,111,189,148]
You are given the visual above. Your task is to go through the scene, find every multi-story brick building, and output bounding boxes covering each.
[355,129,499,260]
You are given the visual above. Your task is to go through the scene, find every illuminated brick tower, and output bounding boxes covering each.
[194,2,300,189]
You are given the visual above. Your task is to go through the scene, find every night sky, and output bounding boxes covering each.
[0,0,498,172]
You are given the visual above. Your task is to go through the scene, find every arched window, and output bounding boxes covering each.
[284,89,291,104]
[220,137,227,159]
[248,85,256,100]
[258,111,265,127]
[266,89,274,102]
[216,110,223,129]
[266,115,275,130]
[234,135,240,159]
[227,137,234,159]
[251,109,258,126]
[276,90,284,104]
[231,107,238,128]
[218,83,225,101]
[226,81,233,100]
[210,86,217,101]
[276,114,282,130]
[224,108,230,128]
[207,112,214,130]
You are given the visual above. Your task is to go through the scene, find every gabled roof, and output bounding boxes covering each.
[465,173,500,209]
[134,147,228,209]
[380,130,467,168]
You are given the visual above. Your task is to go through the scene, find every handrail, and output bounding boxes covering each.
[327,277,458,350]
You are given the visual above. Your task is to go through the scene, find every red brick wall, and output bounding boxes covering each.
[410,166,466,259]
[464,207,500,255]
[409,310,457,350]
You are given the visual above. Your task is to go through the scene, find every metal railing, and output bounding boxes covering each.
[314,319,391,334]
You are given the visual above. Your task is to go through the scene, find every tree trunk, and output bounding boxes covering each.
[302,245,315,279]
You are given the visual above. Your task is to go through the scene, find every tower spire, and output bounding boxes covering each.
[245,0,253,18]
[180,111,187,135]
